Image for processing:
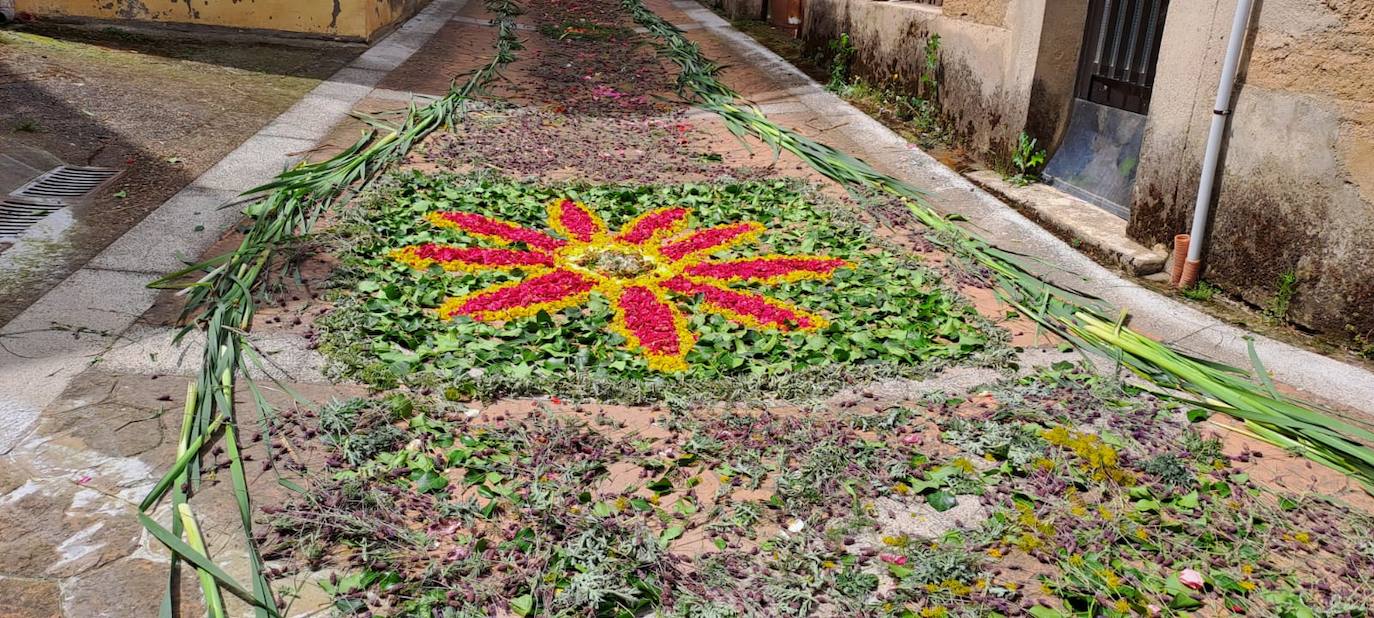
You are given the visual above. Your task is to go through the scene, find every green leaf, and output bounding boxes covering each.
[646,477,674,495]
[926,491,958,512]
[510,594,534,616]
[414,470,448,493]
[659,525,685,548]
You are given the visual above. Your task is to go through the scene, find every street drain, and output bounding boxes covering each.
[0,197,65,240]
[10,165,122,201]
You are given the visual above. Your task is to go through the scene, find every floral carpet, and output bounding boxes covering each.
[255,0,1374,616]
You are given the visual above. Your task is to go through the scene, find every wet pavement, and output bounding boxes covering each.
[0,24,361,326]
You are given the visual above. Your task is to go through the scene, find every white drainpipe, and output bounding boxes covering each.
[1179,0,1256,288]
[0,0,16,22]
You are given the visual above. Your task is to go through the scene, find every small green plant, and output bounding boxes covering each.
[1264,270,1298,323]
[1181,280,1221,302]
[1006,131,1047,186]
[826,33,855,91]
[1348,326,1374,360]
[13,119,40,133]
[920,34,941,100]
[1142,453,1195,489]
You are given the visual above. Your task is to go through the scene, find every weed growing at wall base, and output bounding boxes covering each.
[1264,270,1298,324]
[826,32,855,91]
[1006,132,1047,187]
[1180,281,1221,302]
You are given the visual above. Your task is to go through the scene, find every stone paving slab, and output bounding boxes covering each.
[98,325,327,384]
[1,370,364,617]
[85,186,244,275]
[192,135,319,193]
[0,576,62,618]
[0,0,475,457]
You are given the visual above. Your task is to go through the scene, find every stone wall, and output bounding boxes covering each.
[1128,0,1374,338]
[801,0,1054,157]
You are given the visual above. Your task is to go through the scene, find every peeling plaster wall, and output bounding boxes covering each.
[941,0,1007,27]
[801,0,1047,156]
[1129,0,1374,339]
[14,0,427,40]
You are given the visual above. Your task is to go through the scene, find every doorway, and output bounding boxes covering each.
[1043,0,1170,218]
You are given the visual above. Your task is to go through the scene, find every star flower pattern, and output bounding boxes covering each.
[390,199,849,371]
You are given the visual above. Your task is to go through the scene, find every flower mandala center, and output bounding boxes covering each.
[390,198,851,372]
[571,247,657,279]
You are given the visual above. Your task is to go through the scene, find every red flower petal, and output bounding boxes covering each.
[394,244,555,271]
[440,269,596,321]
[428,211,566,252]
[547,199,606,242]
[684,256,848,284]
[661,276,827,331]
[616,207,690,245]
[659,222,764,262]
[611,285,692,372]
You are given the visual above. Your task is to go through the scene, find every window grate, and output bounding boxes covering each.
[1075,0,1169,114]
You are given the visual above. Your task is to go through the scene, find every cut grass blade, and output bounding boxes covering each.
[139,512,268,609]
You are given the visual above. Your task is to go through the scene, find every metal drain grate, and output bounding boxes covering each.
[0,197,65,240]
[10,165,122,201]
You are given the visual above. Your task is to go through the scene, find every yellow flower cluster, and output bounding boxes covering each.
[1042,425,1136,485]
[1013,501,1055,552]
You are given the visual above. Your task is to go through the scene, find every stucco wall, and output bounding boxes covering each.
[1129,0,1374,338]
[801,0,1048,156]
[14,0,427,40]
[1024,1,1088,152]
[712,0,764,21]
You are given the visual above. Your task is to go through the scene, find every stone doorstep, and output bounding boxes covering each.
[965,170,1167,277]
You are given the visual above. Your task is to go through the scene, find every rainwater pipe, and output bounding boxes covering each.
[1177,0,1256,289]
[0,0,16,23]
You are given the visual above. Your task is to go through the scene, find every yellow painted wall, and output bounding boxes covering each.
[13,0,428,40]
